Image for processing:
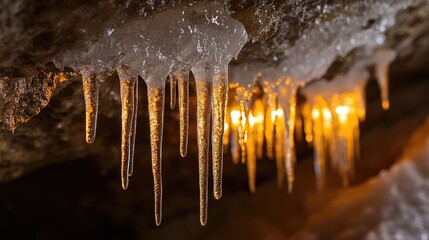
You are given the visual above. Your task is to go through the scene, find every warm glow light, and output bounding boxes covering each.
[249,113,256,127]
[271,109,277,121]
[312,108,320,119]
[322,108,332,120]
[335,105,350,115]
[231,110,240,125]
[382,100,390,110]
[276,108,284,117]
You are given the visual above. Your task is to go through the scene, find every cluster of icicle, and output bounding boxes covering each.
[222,0,413,194]
[58,3,248,226]
[225,49,396,193]
[53,0,415,226]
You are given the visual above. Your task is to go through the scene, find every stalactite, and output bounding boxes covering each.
[81,69,100,144]
[147,85,165,226]
[117,65,137,190]
[212,68,228,200]
[193,68,212,226]
[246,112,257,193]
[177,70,190,158]
[169,74,177,110]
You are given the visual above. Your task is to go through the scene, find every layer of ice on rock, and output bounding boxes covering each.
[280,0,416,84]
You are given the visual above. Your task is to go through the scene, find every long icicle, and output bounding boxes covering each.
[178,70,189,157]
[285,86,297,193]
[247,112,257,193]
[169,74,177,109]
[212,71,228,200]
[81,69,100,144]
[274,109,285,188]
[375,62,390,110]
[195,76,212,226]
[147,85,165,226]
[117,66,136,190]
[128,78,138,177]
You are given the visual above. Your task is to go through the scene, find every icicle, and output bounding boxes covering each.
[177,70,189,157]
[274,107,285,188]
[311,105,325,190]
[238,102,248,164]
[81,69,100,144]
[277,80,298,193]
[376,63,390,110]
[331,94,359,186]
[252,98,265,160]
[212,69,228,200]
[128,78,138,177]
[193,68,212,226]
[374,49,396,110]
[169,74,177,109]
[246,112,257,193]
[147,84,165,226]
[116,65,137,190]
[310,98,331,191]
[234,86,253,164]
[264,89,277,160]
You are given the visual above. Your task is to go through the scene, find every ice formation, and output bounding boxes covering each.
[54,3,247,226]
[302,49,396,188]
[223,0,410,194]
[50,0,416,226]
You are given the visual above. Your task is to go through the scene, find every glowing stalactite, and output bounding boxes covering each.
[246,112,257,193]
[252,99,265,160]
[212,70,228,200]
[235,86,252,164]
[375,62,390,110]
[117,66,137,190]
[169,74,177,110]
[193,71,212,226]
[330,94,360,186]
[311,106,324,190]
[310,99,330,191]
[274,107,285,188]
[264,94,276,160]
[239,102,248,164]
[81,69,101,144]
[374,49,396,111]
[147,85,165,226]
[276,80,299,193]
[177,70,189,157]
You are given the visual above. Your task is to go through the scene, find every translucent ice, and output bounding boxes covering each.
[56,3,247,226]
